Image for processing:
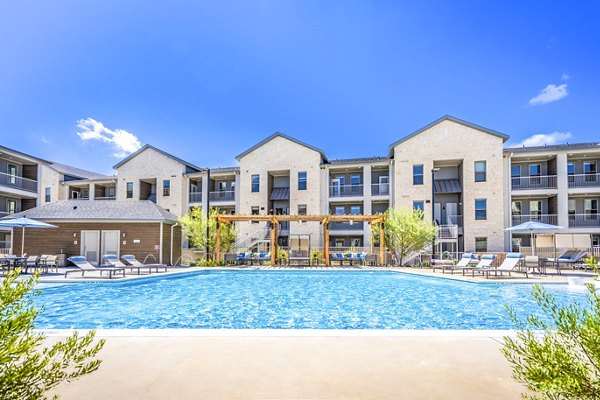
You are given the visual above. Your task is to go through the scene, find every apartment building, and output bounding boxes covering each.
[4,115,599,256]
[0,145,106,250]
[504,142,600,250]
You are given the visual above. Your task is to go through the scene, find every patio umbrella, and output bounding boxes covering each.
[505,221,562,256]
[0,217,58,256]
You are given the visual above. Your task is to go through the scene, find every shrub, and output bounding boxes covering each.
[502,284,600,399]
[0,270,105,400]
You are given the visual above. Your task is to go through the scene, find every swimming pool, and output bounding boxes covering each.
[33,270,587,330]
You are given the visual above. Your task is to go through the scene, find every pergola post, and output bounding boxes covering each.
[323,218,330,265]
[379,223,385,266]
[270,218,278,265]
[370,223,375,254]
[215,221,222,263]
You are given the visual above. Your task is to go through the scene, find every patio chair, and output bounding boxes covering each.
[557,250,588,271]
[235,252,254,265]
[254,252,271,265]
[462,254,497,277]
[65,256,125,278]
[121,255,168,273]
[481,253,527,279]
[24,255,48,274]
[44,255,59,273]
[348,252,366,266]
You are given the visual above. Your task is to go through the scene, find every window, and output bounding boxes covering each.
[474,161,486,182]
[475,237,487,252]
[585,199,598,220]
[584,162,597,182]
[335,206,345,215]
[350,174,361,185]
[511,165,521,187]
[126,182,133,198]
[71,191,80,199]
[7,199,16,215]
[475,199,487,220]
[298,204,307,215]
[7,164,17,184]
[350,205,361,215]
[45,187,51,203]
[251,206,259,215]
[568,199,576,215]
[298,172,307,190]
[163,180,170,196]
[413,165,424,185]
[529,164,541,185]
[106,186,116,198]
[568,162,575,184]
[218,181,227,192]
[413,200,425,213]
[530,200,542,221]
[511,201,521,216]
[251,174,260,192]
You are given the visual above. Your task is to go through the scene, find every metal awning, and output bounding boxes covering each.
[434,179,461,194]
[270,187,290,200]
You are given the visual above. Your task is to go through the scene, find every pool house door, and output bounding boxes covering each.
[80,230,100,266]
[101,230,120,258]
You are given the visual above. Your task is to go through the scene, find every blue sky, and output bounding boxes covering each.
[1,1,599,175]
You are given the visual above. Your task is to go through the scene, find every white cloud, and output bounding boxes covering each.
[76,118,142,158]
[561,73,570,80]
[41,136,50,144]
[513,131,572,147]
[528,83,568,105]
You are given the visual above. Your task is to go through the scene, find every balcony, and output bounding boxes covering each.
[209,190,235,202]
[568,173,600,188]
[511,175,557,190]
[329,184,363,197]
[95,195,116,200]
[330,221,364,230]
[568,214,600,228]
[436,225,458,239]
[0,171,37,193]
[445,214,463,227]
[371,183,390,196]
[511,214,558,226]
[189,192,202,203]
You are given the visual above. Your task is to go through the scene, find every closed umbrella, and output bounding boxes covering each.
[505,221,562,256]
[0,217,58,256]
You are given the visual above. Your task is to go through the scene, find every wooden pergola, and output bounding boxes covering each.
[214,214,386,266]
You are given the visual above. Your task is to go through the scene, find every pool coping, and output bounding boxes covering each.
[37,328,519,338]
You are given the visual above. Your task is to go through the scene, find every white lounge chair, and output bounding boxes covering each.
[481,253,527,279]
[462,254,497,277]
[121,255,167,273]
[438,253,479,274]
[103,254,154,275]
[65,256,125,278]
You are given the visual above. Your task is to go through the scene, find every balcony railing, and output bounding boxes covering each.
[569,213,600,228]
[95,196,116,200]
[189,192,202,203]
[446,214,463,227]
[568,173,600,188]
[330,221,364,230]
[371,183,390,196]
[0,171,37,193]
[436,225,458,239]
[511,175,557,190]
[209,190,235,202]
[512,214,558,226]
[329,184,363,197]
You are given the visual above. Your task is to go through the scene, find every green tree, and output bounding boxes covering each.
[0,270,105,400]
[373,207,436,266]
[179,207,237,260]
[502,283,600,400]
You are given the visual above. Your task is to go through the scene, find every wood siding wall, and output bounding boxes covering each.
[12,222,182,265]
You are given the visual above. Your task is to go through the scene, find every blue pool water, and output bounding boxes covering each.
[33,270,588,330]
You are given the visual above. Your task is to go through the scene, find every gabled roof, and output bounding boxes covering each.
[236,132,328,162]
[49,162,108,180]
[9,200,178,223]
[505,142,600,154]
[113,144,203,172]
[388,115,510,156]
[329,156,390,165]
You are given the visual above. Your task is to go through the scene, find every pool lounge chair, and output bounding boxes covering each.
[436,253,478,274]
[235,252,254,265]
[120,255,168,272]
[329,253,346,266]
[462,254,496,277]
[65,256,125,278]
[254,252,271,265]
[103,254,151,275]
[348,252,366,266]
[557,250,588,271]
[481,253,527,279]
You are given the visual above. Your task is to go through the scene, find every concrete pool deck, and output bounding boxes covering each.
[50,333,526,400]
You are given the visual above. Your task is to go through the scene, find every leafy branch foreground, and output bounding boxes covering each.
[0,270,105,400]
[503,284,600,400]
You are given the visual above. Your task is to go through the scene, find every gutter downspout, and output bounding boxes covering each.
[171,222,179,266]
[159,222,163,265]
